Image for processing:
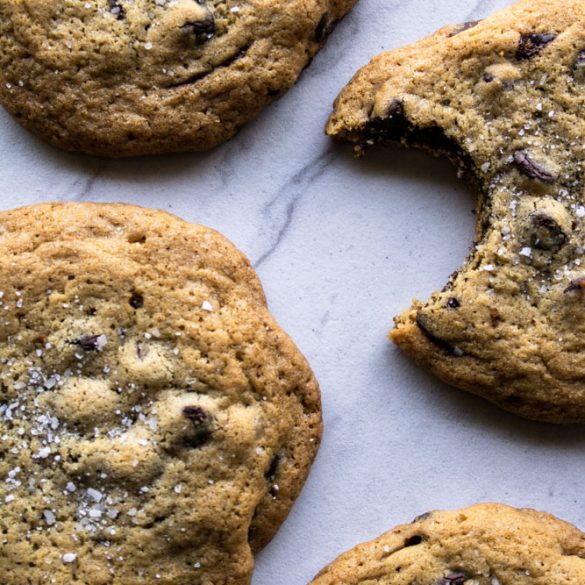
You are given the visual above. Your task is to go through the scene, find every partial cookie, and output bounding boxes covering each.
[0,0,357,156]
[327,0,585,423]
[310,503,585,584]
[0,202,321,585]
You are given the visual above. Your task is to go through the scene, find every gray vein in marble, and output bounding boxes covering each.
[379,0,412,14]
[70,159,108,200]
[216,133,252,190]
[253,150,334,269]
[317,293,338,334]
[466,0,501,20]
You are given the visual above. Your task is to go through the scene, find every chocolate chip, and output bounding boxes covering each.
[448,20,481,37]
[442,270,460,293]
[72,334,105,352]
[411,511,432,523]
[564,277,585,293]
[265,454,280,481]
[109,0,125,20]
[181,15,216,43]
[182,405,213,447]
[513,150,555,183]
[367,100,408,138]
[404,535,423,546]
[182,405,208,424]
[416,313,465,357]
[435,572,470,585]
[528,213,566,250]
[365,104,473,172]
[446,297,460,309]
[129,292,144,309]
[314,12,336,43]
[265,455,281,498]
[516,33,556,60]
[573,50,585,82]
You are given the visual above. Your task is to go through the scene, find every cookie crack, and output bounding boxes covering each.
[163,42,253,89]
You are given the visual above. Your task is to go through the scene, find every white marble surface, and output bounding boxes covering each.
[2,0,585,583]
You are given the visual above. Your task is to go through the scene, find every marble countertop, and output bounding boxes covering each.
[2,1,585,583]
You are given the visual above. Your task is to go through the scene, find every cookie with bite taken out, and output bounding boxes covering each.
[327,0,585,423]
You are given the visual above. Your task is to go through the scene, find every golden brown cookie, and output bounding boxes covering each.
[0,0,357,156]
[310,504,585,585]
[0,202,321,585]
[327,0,585,423]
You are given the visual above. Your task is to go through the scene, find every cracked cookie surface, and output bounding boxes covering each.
[327,0,585,423]
[0,0,357,156]
[310,503,585,585]
[0,202,321,585]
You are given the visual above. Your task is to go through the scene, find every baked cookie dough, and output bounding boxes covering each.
[310,503,585,584]
[327,0,585,423]
[0,202,321,584]
[0,0,357,156]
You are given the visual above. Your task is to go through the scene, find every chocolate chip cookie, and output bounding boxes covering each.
[310,503,585,584]
[327,0,585,423]
[0,0,357,156]
[0,202,321,584]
